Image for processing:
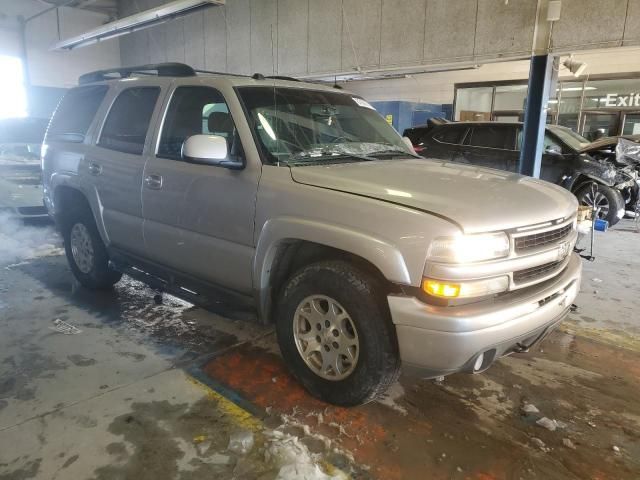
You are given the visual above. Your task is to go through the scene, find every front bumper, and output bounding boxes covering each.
[388,253,582,378]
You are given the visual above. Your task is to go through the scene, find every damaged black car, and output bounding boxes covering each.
[405,121,640,226]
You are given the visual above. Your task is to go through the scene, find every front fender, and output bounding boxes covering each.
[253,216,413,292]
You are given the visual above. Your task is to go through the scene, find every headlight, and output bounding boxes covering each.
[427,232,510,264]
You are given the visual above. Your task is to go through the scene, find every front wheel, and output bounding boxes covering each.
[575,184,624,226]
[62,204,122,289]
[275,261,400,406]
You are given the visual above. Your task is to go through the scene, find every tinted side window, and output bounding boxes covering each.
[468,126,514,149]
[158,86,239,161]
[433,126,466,144]
[48,86,108,142]
[98,87,160,155]
[516,129,561,151]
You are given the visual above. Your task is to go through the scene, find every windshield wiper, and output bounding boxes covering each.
[286,153,377,165]
[366,149,421,159]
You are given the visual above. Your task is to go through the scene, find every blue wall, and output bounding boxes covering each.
[371,101,452,135]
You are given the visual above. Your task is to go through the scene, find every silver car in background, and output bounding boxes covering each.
[0,117,49,219]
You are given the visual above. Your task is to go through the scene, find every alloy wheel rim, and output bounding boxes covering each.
[293,295,359,381]
[70,223,94,274]
[582,191,610,219]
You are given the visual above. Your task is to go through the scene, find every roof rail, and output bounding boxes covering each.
[194,69,251,78]
[251,73,301,82]
[79,62,196,85]
[266,75,300,82]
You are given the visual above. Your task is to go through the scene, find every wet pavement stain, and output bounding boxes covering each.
[60,455,78,469]
[66,355,97,367]
[91,399,275,480]
[0,458,41,480]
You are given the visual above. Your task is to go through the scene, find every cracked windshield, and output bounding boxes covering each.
[237,86,414,165]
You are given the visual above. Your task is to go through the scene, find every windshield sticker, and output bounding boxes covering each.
[353,97,375,110]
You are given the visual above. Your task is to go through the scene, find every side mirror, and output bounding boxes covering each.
[182,134,243,170]
[544,144,562,156]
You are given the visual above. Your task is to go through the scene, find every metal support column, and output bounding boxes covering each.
[519,54,555,178]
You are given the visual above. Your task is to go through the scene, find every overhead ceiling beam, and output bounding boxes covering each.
[52,0,224,51]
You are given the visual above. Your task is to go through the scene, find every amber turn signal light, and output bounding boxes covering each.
[422,279,461,298]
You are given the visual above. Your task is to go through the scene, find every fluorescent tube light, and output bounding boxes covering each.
[52,0,224,51]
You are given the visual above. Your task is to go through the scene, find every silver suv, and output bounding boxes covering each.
[43,63,582,406]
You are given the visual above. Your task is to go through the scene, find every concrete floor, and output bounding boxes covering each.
[0,219,639,479]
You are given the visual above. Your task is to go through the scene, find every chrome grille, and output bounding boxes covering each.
[513,261,562,284]
[515,223,573,252]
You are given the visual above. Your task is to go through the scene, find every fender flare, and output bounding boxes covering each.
[49,172,109,244]
[564,173,613,192]
[253,217,412,290]
[252,217,413,322]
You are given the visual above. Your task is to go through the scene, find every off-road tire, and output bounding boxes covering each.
[61,203,121,289]
[575,183,624,226]
[275,261,401,406]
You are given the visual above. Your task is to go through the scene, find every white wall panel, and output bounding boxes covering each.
[424,0,476,61]
[308,0,342,74]
[380,0,425,66]
[277,0,309,75]
[204,8,227,71]
[250,0,278,75]
[226,0,251,75]
[341,0,382,70]
[552,0,628,50]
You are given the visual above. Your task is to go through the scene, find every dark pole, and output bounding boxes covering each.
[519,54,555,178]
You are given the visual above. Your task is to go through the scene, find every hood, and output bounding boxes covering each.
[579,135,640,154]
[290,158,577,234]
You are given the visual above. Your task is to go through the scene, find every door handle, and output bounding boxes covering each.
[88,162,102,176]
[144,174,163,190]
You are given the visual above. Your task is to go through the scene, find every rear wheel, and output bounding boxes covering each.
[275,261,400,406]
[575,183,624,226]
[61,203,121,289]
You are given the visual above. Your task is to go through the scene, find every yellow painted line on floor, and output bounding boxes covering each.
[186,373,351,479]
[186,375,262,431]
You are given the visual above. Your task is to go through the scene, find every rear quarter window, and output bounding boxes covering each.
[47,86,109,142]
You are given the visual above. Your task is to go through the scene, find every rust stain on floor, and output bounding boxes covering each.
[201,330,640,480]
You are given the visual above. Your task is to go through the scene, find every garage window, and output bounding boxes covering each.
[47,86,108,143]
[98,87,160,155]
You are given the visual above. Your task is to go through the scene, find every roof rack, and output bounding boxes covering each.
[251,73,301,82]
[79,62,196,85]
[193,69,251,78]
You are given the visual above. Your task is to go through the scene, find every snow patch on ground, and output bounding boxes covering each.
[0,213,62,266]
[376,381,407,415]
[265,429,345,480]
[115,276,195,336]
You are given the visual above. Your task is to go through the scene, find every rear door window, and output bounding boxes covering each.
[47,85,109,142]
[98,87,160,155]
[467,126,515,150]
[433,126,467,144]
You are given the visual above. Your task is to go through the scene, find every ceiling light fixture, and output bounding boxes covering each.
[52,0,224,50]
